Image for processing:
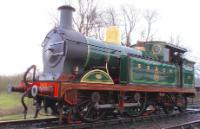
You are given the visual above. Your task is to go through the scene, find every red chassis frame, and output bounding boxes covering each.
[13,81,197,107]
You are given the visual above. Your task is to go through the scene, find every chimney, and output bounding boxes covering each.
[58,5,75,30]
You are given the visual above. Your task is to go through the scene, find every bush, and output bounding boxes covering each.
[0,74,23,93]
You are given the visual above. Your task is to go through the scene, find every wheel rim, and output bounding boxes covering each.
[125,93,147,117]
[77,92,106,122]
[163,95,174,114]
[176,95,187,112]
[163,102,174,114]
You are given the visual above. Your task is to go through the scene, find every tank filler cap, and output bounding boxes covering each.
[105,26,121,45]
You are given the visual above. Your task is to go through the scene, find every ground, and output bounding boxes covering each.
[0,92,38,120]
[0,92,22,120]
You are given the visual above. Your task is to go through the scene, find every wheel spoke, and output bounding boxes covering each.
[163,95,174,114]
[176,95,187,112]
[85,103,93,117]
[79,96,90,99]
[125,93,147,117]
[78,99,90,106]
[77,92,106,122]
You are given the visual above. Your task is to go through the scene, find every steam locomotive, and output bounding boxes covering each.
[10,5,196,123]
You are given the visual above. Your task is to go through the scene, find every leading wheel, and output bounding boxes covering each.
[77,92,107,122]
[125,92,147,117]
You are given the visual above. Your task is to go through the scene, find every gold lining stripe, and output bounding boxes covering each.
[80,69,114,84]
[84,43,90,67]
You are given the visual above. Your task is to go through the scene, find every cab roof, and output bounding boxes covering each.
[132,41,187,53]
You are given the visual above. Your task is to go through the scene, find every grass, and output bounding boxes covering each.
[0,114,24,121]
[0,92,22,120]
[0,92,21,110]
[0,92,34,120]
[0,92,23,120]
[0,114,54,121]
[0,92,52,121]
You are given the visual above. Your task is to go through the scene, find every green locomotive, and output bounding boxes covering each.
[79,38,194,88]
[10,5,196,123]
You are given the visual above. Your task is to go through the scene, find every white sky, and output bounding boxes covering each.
[0,0,200,75]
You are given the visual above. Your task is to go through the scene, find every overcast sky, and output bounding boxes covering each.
[0,0,199,75]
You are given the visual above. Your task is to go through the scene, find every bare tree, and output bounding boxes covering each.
[196,77,200,86]
[73,0,102,36]
[92,17,105,40]
[169,35,182,46]
[121,6,139,46]
[63,0,72,5]
[193,57,200,79]
[143,10,158,41]
[49,12,59,27]
[196,63,200,77]
[103,8,118,26]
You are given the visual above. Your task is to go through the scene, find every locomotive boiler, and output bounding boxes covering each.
[41,5,141,83]
[10,5,196,123]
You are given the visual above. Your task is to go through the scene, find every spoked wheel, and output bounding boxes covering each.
[176,95,187,112]
[162,95,175,114]
[77,92,107,122]
[124,92,147,117]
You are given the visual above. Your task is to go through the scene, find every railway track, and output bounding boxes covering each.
[0,117,59,129]
[1,109,200,129]
[164,120,200,129]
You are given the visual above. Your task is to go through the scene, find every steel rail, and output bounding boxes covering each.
[1,109,200,129]
[43,110,200,129]
[164,120,200,129]
[0,117,58,129]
